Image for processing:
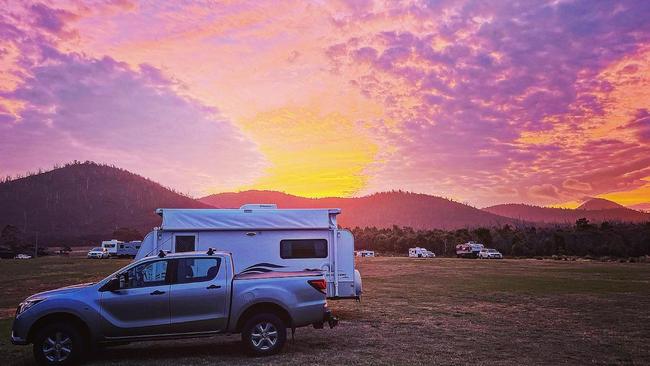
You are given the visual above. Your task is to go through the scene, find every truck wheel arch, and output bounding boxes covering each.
[27,312,91,344]
[235,302,292,333]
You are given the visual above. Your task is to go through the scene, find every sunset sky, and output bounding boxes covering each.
[1,0,649,208]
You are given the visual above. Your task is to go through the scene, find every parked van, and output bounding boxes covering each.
[409,247,435,258]
[135,204,361,300]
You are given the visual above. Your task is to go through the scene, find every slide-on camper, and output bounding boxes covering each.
[135,204,362,300]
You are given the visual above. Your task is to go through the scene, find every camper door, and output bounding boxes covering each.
[174,233,197,253]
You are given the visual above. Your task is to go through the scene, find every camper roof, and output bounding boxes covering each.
[155,206,341,231]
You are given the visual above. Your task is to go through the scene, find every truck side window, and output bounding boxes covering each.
[121,260,168,289]
[280,239,328,259]
[176,258,221,284]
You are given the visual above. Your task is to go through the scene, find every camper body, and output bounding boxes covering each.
[135,205,361,300]
[408,247,435,258]
[116,241,142,258]
[101,240,124,256]
[456,241,485,258]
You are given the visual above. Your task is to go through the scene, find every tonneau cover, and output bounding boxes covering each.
[157,207,339,231]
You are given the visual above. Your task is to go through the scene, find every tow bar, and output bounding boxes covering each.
[325,309,339,329]
[314,310,339,329]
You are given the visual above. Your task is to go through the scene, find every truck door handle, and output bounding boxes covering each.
[150,290,166,295]
[206,284,221,290]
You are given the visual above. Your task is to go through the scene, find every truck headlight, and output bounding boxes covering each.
[16,298,44,316]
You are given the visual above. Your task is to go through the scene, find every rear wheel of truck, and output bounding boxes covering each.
[33,322,85,366]
[242,313,287,356]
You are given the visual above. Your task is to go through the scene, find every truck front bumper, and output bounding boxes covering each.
[11,330,28,345]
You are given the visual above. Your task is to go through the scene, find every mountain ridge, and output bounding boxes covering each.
[0,162,210,245]
[577,198,625,210]
[482,202,649,223]
[200,190,522,229]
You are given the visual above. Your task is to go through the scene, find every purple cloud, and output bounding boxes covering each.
[0,43,265,194]
[328,0,650,205]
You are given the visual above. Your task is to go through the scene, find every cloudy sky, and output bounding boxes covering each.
[1,0,649,208]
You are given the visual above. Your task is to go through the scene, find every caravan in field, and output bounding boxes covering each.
[101,239,123,256]
[456,241,485,258]
[355,250,375,257]
[135,204,362,300]
[408,247,435,258]
[116,240,142,258]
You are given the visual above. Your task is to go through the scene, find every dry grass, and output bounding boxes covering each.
[2,257,649,365]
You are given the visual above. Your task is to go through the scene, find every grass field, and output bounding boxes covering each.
[1,256,649,365]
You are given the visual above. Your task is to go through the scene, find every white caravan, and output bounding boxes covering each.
[409,247,435,258]
[101,239,124,256]
[135,204,362,300]
[116,240,142,258]
[355,250,375,257]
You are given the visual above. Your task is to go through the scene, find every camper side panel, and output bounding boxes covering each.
[332,229,356,298]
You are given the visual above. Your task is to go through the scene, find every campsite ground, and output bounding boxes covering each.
[1,256,649,365]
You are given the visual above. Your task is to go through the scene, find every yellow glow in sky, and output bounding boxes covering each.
[236,108,378,198]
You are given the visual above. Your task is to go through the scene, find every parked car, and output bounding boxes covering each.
[86,247,109,259]
[478,248,503,259]
[11,250,337,365]
[14,254,32,259]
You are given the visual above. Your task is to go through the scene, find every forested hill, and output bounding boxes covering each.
[482,203,650,224]
[0,162,209,245]
[200,190,520,229]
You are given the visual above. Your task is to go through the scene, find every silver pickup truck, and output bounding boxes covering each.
[11,250,338,365]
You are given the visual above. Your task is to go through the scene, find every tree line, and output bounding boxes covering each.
[351,219,650,258]
[0,224,143,258]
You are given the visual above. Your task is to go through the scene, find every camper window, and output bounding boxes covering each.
[176,258,221,284]
[280,239,328,259]
[175,235,196,252]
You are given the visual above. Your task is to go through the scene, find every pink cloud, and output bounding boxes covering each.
[529,184,561,200]
[0,8,265,195]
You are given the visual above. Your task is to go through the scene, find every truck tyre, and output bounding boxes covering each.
[33,322,85,366]
[241,313,287,356]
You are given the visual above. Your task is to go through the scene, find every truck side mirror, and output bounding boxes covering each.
[100,277,120,292]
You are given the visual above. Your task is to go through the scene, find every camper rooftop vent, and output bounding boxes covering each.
[239,204,278,210]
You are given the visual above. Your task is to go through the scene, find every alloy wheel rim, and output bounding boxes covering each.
[42,331,72,362]
[250,322,278,350]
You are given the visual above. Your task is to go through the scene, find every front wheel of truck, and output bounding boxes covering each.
[241,313,287,356]
[32,322,85,366]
